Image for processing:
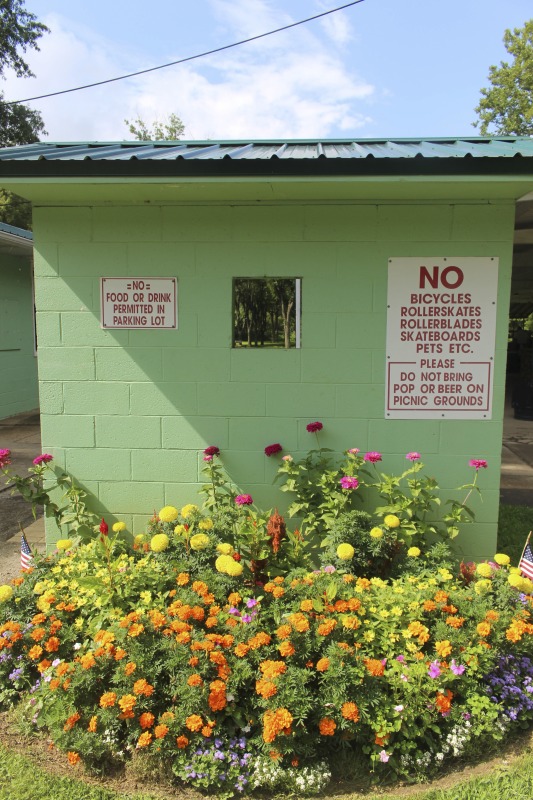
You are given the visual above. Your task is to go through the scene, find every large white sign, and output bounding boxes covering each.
[385,257,498,419]
[101,277,177,329]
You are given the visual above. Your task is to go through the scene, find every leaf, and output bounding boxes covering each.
[326,581,337,601]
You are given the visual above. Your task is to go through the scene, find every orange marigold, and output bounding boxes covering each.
[317,619,337,636]
[262,708,293,743]
[186,714,203,732]
[187,674,203,687]
[446,616,465,629]
[154,724,169,739]
[139,712,155,729]
[124,662,137,676]
[133,678,154,696]
[88,716,98,733]
[100,692,117,708]
[275,624,292,640]
[44,636,60,653]
[300,600,314,612]
[137,732,152,748]
[278,640,295,657]
[364,658,385,677]
[477,622,491,638]
[28,645,43,660]
[114,648,127,660]
[341,702,360,722]
[67,751,81,765]
[80,653,96,670]
[63,712,81,731]
[176,735,189,748]
[318,717,336,736]
[435,640,453,658]
[256,678,278,698]
[128,623,145,637]
[177,572,189,586]
[228,592,242,606]
[316,658,330,672]
[260,660,287,679]
[435,689,453,715]
[118,694,137,714]
[248,632,272,649]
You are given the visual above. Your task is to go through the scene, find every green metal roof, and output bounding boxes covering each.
[1,137,533,179]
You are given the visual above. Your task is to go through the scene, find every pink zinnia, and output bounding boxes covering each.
[264,443,283,457]
[0,448,11,469]
[469,458,488,470]
[203,455,213,462]
[348,448,360,455]
[235,494,253,506]
[339,476,359,490]
[306,421,323,433]
[33,453,53,466]
[364,451,382,463]
[204,445,220,457]
[406,452,421,462]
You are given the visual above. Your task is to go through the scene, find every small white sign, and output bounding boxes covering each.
[385,257,498,419]
[101,277,177,329]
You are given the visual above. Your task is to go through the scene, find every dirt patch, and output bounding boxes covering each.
[1,711,532,799]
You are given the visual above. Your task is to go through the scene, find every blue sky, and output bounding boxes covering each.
[4,0,533,141]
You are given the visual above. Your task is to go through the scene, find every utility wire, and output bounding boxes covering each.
[5,0,365,106]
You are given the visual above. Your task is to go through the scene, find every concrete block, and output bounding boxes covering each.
[96,415,161,449]
[41,414,95,449]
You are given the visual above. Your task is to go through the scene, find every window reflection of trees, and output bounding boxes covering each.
[233,278,299,349]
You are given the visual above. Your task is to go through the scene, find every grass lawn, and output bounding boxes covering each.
[2,504,533,800]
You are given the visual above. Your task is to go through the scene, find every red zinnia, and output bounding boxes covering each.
[204,446,220,456]
[265,443,283,457]
[306,421,323,433]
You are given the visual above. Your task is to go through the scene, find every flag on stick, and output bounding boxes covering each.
[20,530,33,571]
[519,532,533,581]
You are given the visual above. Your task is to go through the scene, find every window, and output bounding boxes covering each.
[232,278,301,349]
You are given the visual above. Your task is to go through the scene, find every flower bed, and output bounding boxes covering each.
[1,432,533,797]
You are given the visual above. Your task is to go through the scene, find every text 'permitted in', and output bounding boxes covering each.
[100,278,177,329]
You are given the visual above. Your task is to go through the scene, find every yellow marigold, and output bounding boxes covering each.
[475,579,492,596]
[216,555,235,574]
[318,717,336,736]
[99,692,117,708]
[217,543,234,555]
[181,504,199,519]
[408,547,421,557]
[28,645,43,660]
[198,518,214,531]
[174,525,187,536]
[185,714,203,732]
[55,539,72,551]
[0,585,13,603]
[151,533,170,552]
[137,732,152,748]
[341,702,360,722]
[370,527,383,539]
[476,562,492,578]
[435,640,453,658]
[190,533,210,551]
[158,506,179,523]
[494,553,510,566]
[384,514,400,528]
[225,560,244,577]
[112,521,127,532]
[337,543,355,560]
[177,572,189,585]
[134,534,145,545]
[88,716,97,733]
[477,622,491,638]
[300,599,314,612]
[508,573,524,589]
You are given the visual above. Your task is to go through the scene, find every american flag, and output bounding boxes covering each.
[519,534,533,581]
[21,532,33,571]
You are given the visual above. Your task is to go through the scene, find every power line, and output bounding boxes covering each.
[5,1,365,106]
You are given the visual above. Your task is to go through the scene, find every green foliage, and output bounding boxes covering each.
[498,504,533,564]
[474,19,533,135]
[125,113,185,140]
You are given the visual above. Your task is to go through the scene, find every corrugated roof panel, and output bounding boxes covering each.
[2,138,533,164]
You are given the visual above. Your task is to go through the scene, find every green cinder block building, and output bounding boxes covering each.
[1,137,533,559]
[0,222,38,420]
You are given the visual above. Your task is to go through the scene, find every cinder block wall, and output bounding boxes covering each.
[33,200,515,559]
[0,253,38,419]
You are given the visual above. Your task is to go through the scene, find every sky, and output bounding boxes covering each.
[2,0,533,142]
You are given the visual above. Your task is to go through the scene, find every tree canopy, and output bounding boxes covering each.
[474,19,533,136]
[125,113,185,141]
[0,0,49,228]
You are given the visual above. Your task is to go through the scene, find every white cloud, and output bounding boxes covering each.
[2,4,375,141]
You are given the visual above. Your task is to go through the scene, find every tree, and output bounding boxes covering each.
[474,20,533,136]
[0,1,49,228]
[125,113,185,141]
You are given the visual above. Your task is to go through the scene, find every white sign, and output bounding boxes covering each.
[385,257,498,419]
[100,277,177,329]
